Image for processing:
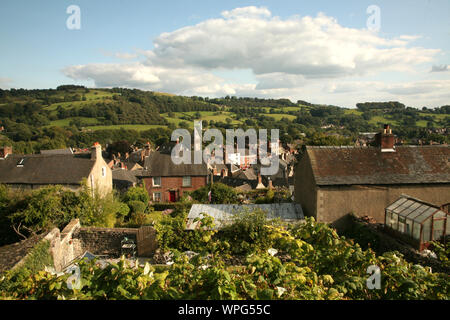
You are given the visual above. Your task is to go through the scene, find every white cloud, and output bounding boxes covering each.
[62,6,448,107]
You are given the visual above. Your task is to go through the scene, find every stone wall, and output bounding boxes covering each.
[73,227,138,258]
[318,184,450,227]
[44,219,157,271]
[45,219,85,272]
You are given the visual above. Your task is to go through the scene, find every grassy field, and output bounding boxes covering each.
[85,124,166,131]
[263,113,297,121]
[47,117,99,127]
[43,90,118,111]
[161,111,243,127]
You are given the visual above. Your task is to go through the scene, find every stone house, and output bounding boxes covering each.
[140,145,209,202]
[0,143,112,196]
[294,125,450,226]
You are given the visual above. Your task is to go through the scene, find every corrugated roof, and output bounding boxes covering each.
[186,203,304,230]
[306,145,450,186]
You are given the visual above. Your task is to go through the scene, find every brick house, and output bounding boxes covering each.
[294,125,450,226]
[140,146,209,202]
[0,143,112,196]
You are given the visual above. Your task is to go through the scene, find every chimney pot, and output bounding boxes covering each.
[91,143,102,160]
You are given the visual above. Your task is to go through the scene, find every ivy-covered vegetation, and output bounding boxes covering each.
[0,214,448,300]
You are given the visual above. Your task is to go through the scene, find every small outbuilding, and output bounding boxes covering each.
[384,195,449,251]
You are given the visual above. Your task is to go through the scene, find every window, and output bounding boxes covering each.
[182,176,191,187]
[102,167,106,177]
[153,177,161,187]
[153,192,161,202]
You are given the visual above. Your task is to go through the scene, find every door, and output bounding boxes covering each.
[169,191,176,202]
[137,226,157,257]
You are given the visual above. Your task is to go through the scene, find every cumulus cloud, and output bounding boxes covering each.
[62,6,448,107]
[149,10,436,78]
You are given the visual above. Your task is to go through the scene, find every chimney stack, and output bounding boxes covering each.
[0,146,12,159]
[375,124,395,152]
[268,178,273,190]
[91,142,102,160]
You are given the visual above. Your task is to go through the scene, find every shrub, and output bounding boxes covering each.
[191,183,238,204]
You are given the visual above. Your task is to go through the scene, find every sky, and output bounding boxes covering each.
[0,0,449,108]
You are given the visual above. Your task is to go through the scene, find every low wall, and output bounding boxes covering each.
[73,227,138,258]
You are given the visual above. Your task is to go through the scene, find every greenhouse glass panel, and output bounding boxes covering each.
[400,202,422,217]
[423,219,432,242]
[391,213,398,230]
[386,198,408,211]
[385,211,392,228]
[433,220,445,241]
[412,222,421,240]
[398,216,406,233]
[434,211,447,219]
[393,200,415,215]
[415,207,437,224]
[405,219,413,236]
[407,204,428,220]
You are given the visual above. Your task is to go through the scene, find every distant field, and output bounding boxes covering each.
[344,109,363,116]
[85,124,166,131]
[368,116,399,126]
[161,111,242,126]
[47,117,99,127]
[263,113,297,121]
[44,90,117,111]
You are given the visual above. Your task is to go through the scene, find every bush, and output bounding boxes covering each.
[219,209,278,255]
[122,186,150,204]
[191,183,238,204]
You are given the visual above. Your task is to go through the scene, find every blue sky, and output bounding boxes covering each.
[0,0,449,108]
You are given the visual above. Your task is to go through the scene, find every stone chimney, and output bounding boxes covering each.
[375,124,395,152]
[91,142,102,160]
[221,168,228,178]
[0,146,12,159]
[268,178,273,190]
[256,173,265,189]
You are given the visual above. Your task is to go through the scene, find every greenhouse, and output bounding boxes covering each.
[385,195,449,251]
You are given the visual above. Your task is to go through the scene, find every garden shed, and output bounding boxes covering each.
[385,195,449,251]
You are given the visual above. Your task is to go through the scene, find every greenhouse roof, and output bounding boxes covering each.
[386,195,448,224]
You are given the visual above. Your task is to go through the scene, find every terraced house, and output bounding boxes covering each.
[140,144,209,202]
[294,125,450,226]
[0,143,112,196]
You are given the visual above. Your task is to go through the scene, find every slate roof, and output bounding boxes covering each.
[112,169,138,184]
[305,145,450,186]
[0,153,95,185]
[40,148,73,155]
[0,234,45,272]
[142,150,208,177]
[186,203,304,230]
